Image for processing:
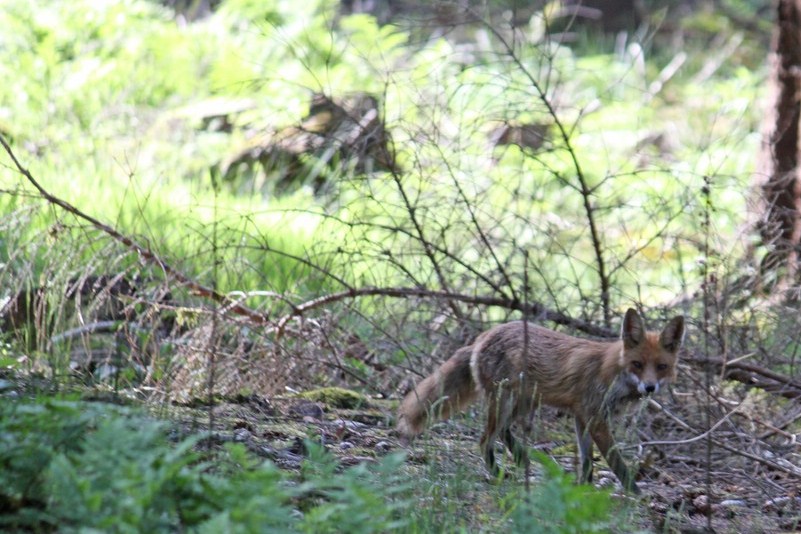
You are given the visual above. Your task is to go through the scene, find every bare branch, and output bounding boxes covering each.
[0,135,271,325]
[686,352,801,399]
[470,9,611,325]
[274,285,614,337]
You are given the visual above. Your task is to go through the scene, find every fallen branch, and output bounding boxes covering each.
[0,135,271,325]
[274,286,614,337]
[686,352,801,399]
[643,399,801,478]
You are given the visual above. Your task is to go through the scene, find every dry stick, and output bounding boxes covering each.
[282,208,512,299]
[686,353,801,399]
[674,364,800,446]
[760,404,801,441]
[639,401,740,447]
[434,144,517,304]
[701,175,714,530]
[273,285,614,338]
[691,366,801,443]
[0,135,270,325]
[644,399,801,478]
[206,171,221,437]
[472,10,611,326]
[387,164,465,320]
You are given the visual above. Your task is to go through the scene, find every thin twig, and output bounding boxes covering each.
[643,399,801,477]
[471,9,610,325]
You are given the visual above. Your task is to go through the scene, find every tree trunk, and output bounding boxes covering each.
[754,0,801,297]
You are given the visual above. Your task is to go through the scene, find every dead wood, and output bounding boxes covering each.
[685,352,801,399]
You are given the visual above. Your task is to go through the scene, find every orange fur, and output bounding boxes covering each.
[397,308,685,493]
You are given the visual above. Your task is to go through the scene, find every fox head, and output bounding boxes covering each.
[620,308,685,396]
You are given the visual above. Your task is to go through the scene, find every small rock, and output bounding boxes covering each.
[693,494,711,514]
[763,495,801,512]
[289,401,324,420]
[595,475,616,489]
[274,450,303,470]
[375,441,391,454]
[649,500,669,514]
[233,428,252,442]
[340,441,354,450]
[95,364,118,381]
[332,419,366,431]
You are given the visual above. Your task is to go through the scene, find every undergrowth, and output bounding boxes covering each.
[0,396,620,533]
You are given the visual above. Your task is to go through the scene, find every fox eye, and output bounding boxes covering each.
[631,361,643,369]
[657,364,668,371]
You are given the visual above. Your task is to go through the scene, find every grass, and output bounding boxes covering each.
[0,2,784,531]
[0,0,766,308]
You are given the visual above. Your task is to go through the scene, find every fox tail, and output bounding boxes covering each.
[397,345,478,438]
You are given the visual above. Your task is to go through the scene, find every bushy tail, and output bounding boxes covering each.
[397,345,478,438]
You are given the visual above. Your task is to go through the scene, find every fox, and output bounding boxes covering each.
[397,308,685,494]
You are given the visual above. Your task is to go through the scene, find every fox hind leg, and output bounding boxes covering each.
[480,397,502,477]
[482,391,531,477]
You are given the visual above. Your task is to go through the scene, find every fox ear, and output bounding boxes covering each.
[660,316,685,352]
[622,308,645,348]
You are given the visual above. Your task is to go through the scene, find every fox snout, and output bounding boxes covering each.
[637,380,658,395]
[625,372,661,395]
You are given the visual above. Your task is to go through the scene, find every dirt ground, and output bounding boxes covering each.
[173,387,801,534]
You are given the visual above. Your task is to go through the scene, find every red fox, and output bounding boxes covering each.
[397,308,685,493]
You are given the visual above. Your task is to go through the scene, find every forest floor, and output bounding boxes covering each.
[167,388,800,533]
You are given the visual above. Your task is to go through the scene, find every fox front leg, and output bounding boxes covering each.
[588,420,640,494]
[574,418,594,483]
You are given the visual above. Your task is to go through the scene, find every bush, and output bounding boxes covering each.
[506,453,616,534]
[0,396,622,533]
[0,397,413,532]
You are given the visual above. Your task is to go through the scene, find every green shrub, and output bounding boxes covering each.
[0,397,413,532]
[0,396,622,533]
[506,453,616,534]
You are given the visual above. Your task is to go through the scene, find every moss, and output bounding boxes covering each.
[295,387,369,409]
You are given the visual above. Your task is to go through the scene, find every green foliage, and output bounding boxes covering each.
[0,396,625,533]
[295,386,369,409]
[298,441,413,533]
[0,1,779,530]
[0,0,765,312]
[506,453,616,534]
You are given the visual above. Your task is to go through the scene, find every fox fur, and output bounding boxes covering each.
[397,308,685,493]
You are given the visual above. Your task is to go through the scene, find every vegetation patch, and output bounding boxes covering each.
[1,0,799,531]
[295,387,371,410]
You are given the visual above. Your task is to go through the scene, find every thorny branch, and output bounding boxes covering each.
[0,135,611,339]
[471,8,611,326]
